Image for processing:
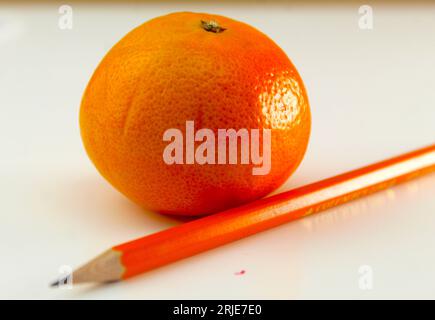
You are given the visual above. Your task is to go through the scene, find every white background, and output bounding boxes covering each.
[0,2,434,299]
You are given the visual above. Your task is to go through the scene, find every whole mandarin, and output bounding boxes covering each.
[80,12,311,216]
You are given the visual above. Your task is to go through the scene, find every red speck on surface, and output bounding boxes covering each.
[234,270,246,276]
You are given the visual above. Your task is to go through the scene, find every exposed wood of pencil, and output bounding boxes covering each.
[52,144,435,286]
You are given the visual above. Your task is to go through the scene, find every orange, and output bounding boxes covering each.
[80,12,311,216]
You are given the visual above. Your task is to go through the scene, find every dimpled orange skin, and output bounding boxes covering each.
[80,12,311,216]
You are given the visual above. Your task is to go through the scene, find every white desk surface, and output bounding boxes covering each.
[0,2,434,299]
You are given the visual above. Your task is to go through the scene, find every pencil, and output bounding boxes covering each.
[51,144,435,286]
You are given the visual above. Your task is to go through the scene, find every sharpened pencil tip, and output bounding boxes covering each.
[50,278,67,288]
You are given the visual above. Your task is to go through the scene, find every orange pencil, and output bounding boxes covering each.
[51,144,435,286]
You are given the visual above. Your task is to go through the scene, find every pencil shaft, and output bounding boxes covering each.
[114,144,435,279]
